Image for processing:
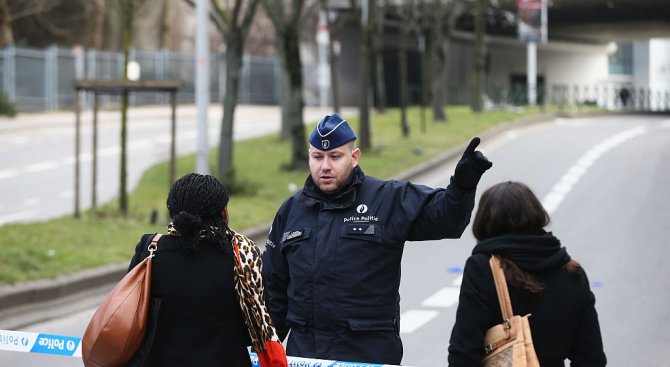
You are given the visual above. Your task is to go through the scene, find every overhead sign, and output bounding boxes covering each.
[517,0,547,43]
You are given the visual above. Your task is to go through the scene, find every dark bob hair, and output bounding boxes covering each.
[473,181,550,241]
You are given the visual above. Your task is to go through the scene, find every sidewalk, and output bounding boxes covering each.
[0,109,559,330]
[0,103,357,133]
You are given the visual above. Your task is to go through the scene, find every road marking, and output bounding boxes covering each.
[98,146,120,157]
[421,287,460,308]
[24,161,60,173]
[556,118,596,127]
[0,134,172,181]
[399,310,439,334]
[542,126,646,214]
[0,211,36,225]
[0,169,18,180]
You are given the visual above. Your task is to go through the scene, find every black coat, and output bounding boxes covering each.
[125,234,251,367]
[448,231,607,367]
[263,167,475,364]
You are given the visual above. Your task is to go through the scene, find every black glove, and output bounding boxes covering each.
[451,137,492,191]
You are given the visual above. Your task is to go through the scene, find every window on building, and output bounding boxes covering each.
[609,42,633,75]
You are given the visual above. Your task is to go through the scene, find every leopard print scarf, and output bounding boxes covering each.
[228,229,282,353]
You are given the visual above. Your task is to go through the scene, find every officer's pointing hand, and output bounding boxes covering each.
[452,137,492,191]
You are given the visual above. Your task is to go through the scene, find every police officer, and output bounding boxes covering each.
[263,113,492,364]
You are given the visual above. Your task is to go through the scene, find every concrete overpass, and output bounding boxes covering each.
[461,0,670,43]
[326,0,670,109]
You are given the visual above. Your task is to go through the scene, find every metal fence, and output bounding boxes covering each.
[0,45,301,112]
[1,44,669,113]
[485,83,670,112]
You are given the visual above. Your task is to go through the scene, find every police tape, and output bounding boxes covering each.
[0,329,402,367]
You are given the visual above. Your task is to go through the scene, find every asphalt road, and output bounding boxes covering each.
[398,114,670,366]
[1,113,669,366]
[0,104,345,225]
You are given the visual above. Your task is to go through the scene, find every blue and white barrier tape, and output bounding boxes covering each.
[0,329,82,357]
[0,329,402,367]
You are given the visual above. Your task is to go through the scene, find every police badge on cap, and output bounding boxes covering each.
[308,113,357,151]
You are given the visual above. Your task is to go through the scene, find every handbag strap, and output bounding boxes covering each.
[489,255,514,322]
[147,233,162,259]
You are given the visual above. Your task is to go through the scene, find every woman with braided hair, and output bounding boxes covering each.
[125,173,287,367]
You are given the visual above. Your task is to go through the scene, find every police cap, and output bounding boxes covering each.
[308,113,357,151]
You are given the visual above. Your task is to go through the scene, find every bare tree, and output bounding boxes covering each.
[118,0,142,215]
[471,0,486,112]
[393,1,422,137]
[371,0,386,113]
[350,0,375,151]
[0,0,62,48]
[89,0,106,49]
[0,0,12,47]
[213,0,259,184]
[417,0,465,122]
[183,0,259,184]
[262,0,308,170]
[319,0,352,113]
[160,0,174,49]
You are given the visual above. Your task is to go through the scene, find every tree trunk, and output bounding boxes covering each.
[160,0,173,50]
[283,23,307,169]
[0,0,14,48]
[119,0,134,215]
[372,1,386,113]
[471,0,486,113]
[89,0,106,49]
[432,35,450,122]
[327,25,340,112]
[358,0,374,151]
[398,20,409,138]
[218,33,243,185]
[420,29,431,130]
[431,1,447,122]
[103,0,122,50]
[279,55,291,141]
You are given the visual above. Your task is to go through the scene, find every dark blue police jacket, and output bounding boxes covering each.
[263,167,475,364]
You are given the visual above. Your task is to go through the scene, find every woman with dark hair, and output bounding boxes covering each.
[125,173,287,367]
[448,181,606,366]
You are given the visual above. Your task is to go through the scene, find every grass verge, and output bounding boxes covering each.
[0,105,553,285]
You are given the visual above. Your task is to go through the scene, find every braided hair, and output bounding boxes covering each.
[166,173,230,252]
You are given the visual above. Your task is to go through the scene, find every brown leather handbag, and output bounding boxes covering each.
[82,233,162,367]
[483,255,540,367]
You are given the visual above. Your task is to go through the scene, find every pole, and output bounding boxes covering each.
[170,91,177,186]
[527,41,537,106]
[74,88,81,218]
[92,92,99,210]
[317,10,330,108]
[195,0,210,174]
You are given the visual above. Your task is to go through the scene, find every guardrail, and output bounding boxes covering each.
[0,328,406,367]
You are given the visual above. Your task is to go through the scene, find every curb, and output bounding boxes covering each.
[0,226,270,330]
[0,109,595,330]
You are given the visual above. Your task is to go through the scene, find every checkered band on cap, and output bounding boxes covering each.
[308,113,357,151]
